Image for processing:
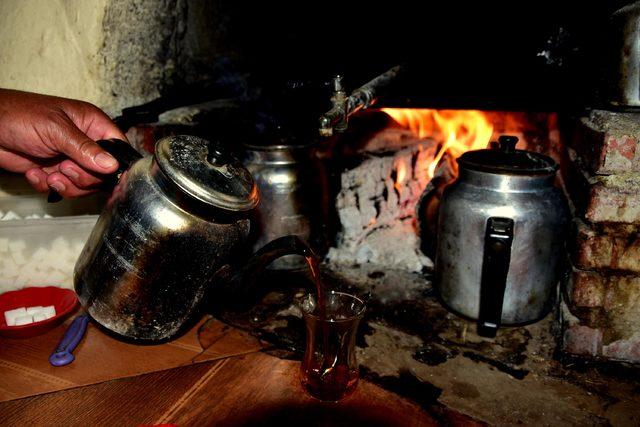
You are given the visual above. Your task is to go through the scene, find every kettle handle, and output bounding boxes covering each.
[47,139,142,202]
[477,217,514,338]
[95,138,143,176]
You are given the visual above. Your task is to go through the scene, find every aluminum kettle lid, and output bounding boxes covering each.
[457,135,559,175]
[155,135,259,212]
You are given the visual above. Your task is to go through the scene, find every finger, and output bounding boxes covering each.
[41,160,105,189]
[63,101,128,141]
[0,147,42,172]
[86,112,128,141]
[49,115,119,175]
[58,159,104,189]
[46,172,96,198]
[25,168,50,192]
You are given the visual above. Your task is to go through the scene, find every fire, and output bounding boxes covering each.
[382,109,493,177]
[394,159,407,194]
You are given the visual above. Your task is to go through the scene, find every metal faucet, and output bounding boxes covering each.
[319,75,349,137]
[318,65,403,137]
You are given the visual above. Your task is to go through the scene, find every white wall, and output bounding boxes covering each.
[0,0,111,109]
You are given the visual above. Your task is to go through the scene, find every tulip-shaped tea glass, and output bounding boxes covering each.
[300,291,366,401]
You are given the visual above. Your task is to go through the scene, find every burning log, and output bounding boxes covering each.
[326,138,441,272]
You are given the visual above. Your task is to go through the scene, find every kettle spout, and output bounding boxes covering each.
[217,235,318,300]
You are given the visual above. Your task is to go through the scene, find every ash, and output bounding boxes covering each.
[326,140,437,272]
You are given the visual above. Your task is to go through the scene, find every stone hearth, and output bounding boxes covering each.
[211,263,640,425]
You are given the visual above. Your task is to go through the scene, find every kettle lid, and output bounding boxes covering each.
[155,135,259,212]
[457,135,558,175]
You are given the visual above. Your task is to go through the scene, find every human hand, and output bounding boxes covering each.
[0,89,128,197]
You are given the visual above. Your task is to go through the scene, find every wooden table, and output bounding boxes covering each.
[0,319,440,426]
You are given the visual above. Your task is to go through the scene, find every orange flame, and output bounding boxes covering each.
[382,109,493,177]
[394,159,407,194]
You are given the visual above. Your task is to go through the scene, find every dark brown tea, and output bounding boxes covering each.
[300,362,359,401]
[299,270,365,403]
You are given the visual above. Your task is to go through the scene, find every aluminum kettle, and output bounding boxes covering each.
[606,1,640,108]
[242,142,329,270]
[429,136,569,337]
[74,136,260,341]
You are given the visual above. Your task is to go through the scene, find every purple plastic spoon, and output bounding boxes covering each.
[49,314,89,367]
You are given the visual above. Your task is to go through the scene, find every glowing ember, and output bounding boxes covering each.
[382,109,494,177]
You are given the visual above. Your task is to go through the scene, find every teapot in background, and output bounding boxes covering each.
[420,135,569,337]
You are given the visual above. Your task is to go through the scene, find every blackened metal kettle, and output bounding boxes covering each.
[433,136,569,337]
[74,136,259,341]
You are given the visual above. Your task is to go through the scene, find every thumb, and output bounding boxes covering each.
[53,115,119,174]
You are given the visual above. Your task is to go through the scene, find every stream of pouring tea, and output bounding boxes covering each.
[305,254,326,318]
[304,254,334,376]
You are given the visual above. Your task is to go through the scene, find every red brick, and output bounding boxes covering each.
[573,220,640,273]
[570,269,606,308]
[570,110,640,174]
[586,177,640,224]
[563,277,640,362]
[603,336,640,362]
[563,324,603,357]
[561,146,640,224]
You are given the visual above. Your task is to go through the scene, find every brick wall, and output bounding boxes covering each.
[561,110,640,363]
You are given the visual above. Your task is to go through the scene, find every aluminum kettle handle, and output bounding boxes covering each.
[47,139,142,202]
[477,217,514,338]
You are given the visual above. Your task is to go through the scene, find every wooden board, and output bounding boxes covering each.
[0,352,439,426]
[0,314,264,402]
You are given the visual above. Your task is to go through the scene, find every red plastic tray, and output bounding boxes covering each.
[0,286,78,338]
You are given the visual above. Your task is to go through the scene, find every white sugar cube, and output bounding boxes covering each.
[4,307,27,326]
[72,242,85,255]
[42,306,56,319]
[11,251,27,266]
[0,278,15,288]
[33,312,48,322]
[8,240,26,252]
[13,271,32,286]
[41,253,58,270]
[31,270,49,284]
[24,260,40,273]
[61,260,75,272]
[3,257,19,278]
[26,306,44,315]
[51,236,69,253]
[2,211,21,221]
[14,315,33,326]
[32,247,48,262]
